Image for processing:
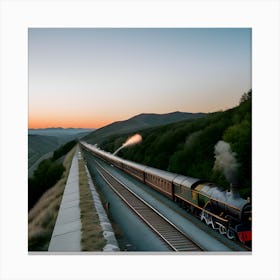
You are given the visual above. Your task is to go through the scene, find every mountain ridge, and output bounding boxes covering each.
[83,111,205,145]
[28,127,94,134]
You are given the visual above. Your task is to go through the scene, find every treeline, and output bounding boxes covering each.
[52,140,77,161]
[28,140,77,211]
[102,90,252,198]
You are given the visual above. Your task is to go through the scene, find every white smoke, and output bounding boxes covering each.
[213,140,239,184]
[185,130,203,147]
[113,134,142,155]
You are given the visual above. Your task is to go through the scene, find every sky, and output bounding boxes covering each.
[28,28,251,129]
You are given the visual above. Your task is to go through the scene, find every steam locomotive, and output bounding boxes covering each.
[80,141,252,244]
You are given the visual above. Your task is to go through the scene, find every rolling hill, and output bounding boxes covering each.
[28,128,94,176]
[83,111,205,145]
[28,128,94,144]
[28,135,60,170]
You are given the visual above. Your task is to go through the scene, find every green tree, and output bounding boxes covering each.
[239,89,252,104]
[52,140,77,160]
[28,159,65,210]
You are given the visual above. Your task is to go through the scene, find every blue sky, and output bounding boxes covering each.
[29,28,251,128]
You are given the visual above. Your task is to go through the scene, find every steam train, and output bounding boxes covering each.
[80,141,252,244]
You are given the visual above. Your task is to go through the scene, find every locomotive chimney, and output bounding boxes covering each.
[230,181,240,198]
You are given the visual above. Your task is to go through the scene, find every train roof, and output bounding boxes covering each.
[145,166,178,182]
[82,142,199,186]
[81,142,120,162]
[81,142,147,171]
[173,175,201,189]
[122,158,148,172]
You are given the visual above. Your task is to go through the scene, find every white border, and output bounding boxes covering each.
[1,1,279,280]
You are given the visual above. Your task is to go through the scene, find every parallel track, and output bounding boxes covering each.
[94,159,203,252]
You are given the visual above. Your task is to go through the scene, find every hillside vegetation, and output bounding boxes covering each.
[28,140,78,211]
[83,111,205,145]
[28,128,93,173]
[52,140,77,161]
[28,135,59,169]
[102,91,252,198]
[28,146,76,251]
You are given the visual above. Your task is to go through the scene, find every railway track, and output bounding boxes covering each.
[94,159,203,252]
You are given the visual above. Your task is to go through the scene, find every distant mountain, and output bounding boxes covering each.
[83,111,205,145]
[29,127,94,138]
[28,128,94,144]
[28,134,60,170]
[28,128,94,176]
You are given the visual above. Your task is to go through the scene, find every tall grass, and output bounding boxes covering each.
[78,157,106,251]
[28,146,77,251]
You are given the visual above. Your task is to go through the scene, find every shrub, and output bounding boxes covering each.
[28,159,65,211]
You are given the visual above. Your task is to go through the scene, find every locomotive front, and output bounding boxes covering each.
[195,182,252,243]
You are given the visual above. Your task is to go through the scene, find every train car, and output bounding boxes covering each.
[81,142,124,169]
[122,159,147,182]
[79,141,251,244]
[173,175,202,211]
[144,167,176,200]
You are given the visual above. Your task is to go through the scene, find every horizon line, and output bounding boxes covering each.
[28,104,239,130]
[28,126,96,130]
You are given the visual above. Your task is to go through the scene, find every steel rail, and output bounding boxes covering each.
[94,159,203,252]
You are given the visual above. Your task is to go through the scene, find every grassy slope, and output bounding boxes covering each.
[28,146,77,251]
[29,144,107,251]
[78,156,106,251]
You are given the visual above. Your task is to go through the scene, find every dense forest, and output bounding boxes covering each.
[101,90,252,198]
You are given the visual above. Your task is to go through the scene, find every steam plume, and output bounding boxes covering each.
[213,140,239,185]
[113,134,142,155]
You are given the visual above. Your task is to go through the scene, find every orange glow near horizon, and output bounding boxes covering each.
[28,118,113,129]
[28,103,227,130]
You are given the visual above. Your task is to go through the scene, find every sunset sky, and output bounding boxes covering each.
[28,28,251,129]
